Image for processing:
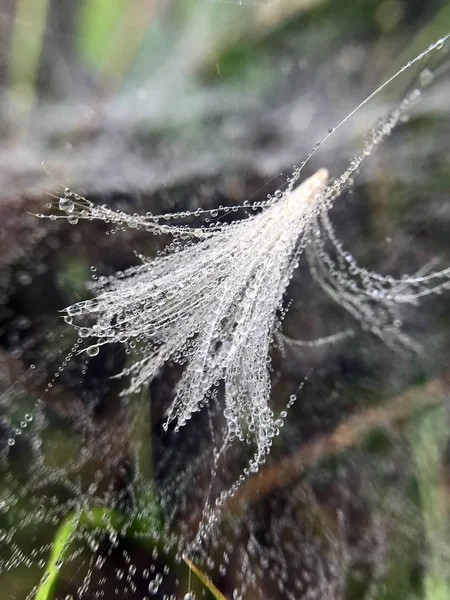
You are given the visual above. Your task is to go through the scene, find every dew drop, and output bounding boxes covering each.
[419,68,434,87]
[148,579,160,594]
[87,345,100,357]
[59,197,75,213]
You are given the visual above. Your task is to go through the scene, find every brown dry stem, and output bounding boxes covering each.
[227,378,448,515]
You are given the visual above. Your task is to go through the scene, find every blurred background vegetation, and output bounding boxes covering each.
[0,0,450,599]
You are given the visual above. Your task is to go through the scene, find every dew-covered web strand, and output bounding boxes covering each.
[279,329,355,348]
[319,204,450,300]
[1,362,38,448]
[37,32,450,239]
[287,33,450,186]
[37,43,441,233]
[2,336,97,448]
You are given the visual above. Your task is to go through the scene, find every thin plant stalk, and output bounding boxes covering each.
[183,555,228,600]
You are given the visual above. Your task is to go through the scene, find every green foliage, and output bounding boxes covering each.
[76,0,127,72]
[411,407,450,600]
[35,505,162,600]
[35,513,77,600]
[8,0,49,109]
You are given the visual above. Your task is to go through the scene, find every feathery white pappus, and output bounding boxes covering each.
[49,34,450,476]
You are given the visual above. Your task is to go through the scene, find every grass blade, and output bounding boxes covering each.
[411,406,450,600]
[35,503,165,600]
[183,555,228,600]
[35,513,77,600]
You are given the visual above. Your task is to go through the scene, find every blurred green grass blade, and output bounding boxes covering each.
[8,0,50,115]
[35,512,77,600]
[183,555,228,600]
[35,508,124,600]
[77,0,156,83]
[132,387,154,482]
[130,387,165,533]
[35,503,164,600]
[77,0,127,71]
[411,406,450,600]
[34,508,124,600]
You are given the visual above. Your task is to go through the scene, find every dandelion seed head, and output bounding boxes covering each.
[64,169,330,467]
[45,33,450,481]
